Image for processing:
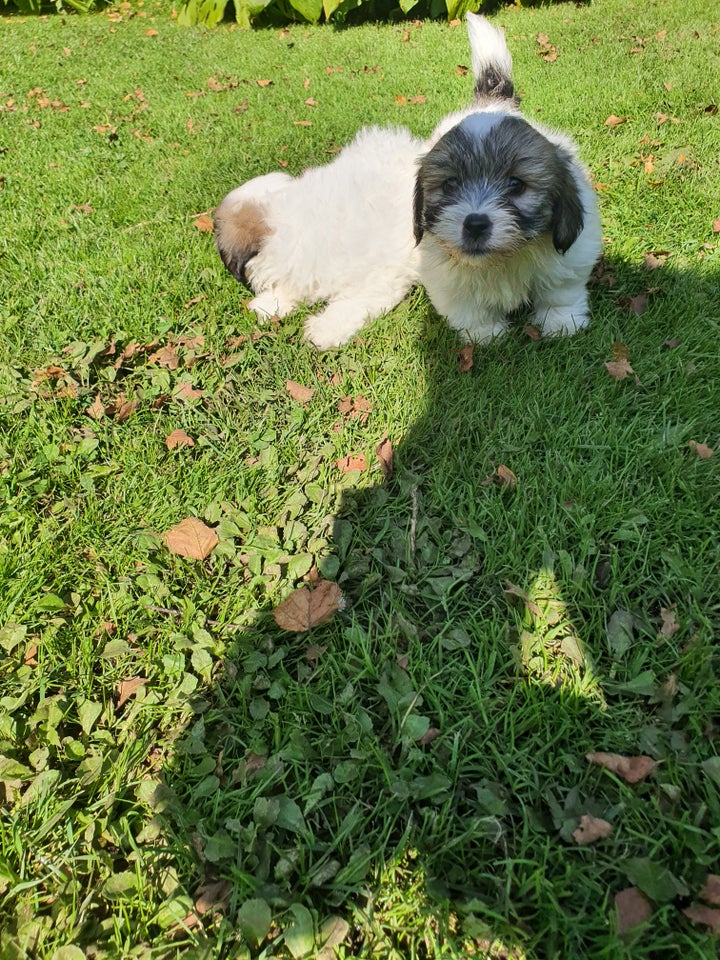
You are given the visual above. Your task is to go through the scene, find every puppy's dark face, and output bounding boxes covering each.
[414,113,584,259]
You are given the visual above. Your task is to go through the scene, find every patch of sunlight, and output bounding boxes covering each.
[346,851,527,960]
[506,566,607,708]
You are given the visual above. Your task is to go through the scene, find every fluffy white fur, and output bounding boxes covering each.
[214,126,421,350]
[215,14,601,349]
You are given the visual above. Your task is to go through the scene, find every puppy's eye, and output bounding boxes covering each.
[442,177,460,195]
[507,177,526,196]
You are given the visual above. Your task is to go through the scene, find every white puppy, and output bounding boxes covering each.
[414,14,603,343]
[215,15,601,349]
[214,126,421,350]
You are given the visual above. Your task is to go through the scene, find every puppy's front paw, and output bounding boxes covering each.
[535,306,589,337]
[248,291,295,320]
[303,316,347,351]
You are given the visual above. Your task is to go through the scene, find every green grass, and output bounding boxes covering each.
[1,1,720,958]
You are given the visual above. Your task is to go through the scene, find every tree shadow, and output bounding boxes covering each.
[162,253,720,957]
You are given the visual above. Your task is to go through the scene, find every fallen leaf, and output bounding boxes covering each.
[586,751,658,783]
[643,250,669,270]
[86,395,105,420]
[116,675,146,708]
[605,114,628,128]
[605,358,635,381]
[145,28,158,36]
[701,874,720,906]
[111,397,138,422]
[166,429,195,450]
[336,453,367,473]
[682,905,720,933]
[164,517,218,560]
[572,814,613,845]
[193,879,233,916]
[619,294,647,315]
[523,324,541,341]
[376,435,394,479]
[611,341,630,361]
[193,214,214,233]
[663,337,681,349]
[256,79,272,87]
[659,605,679,638]
[285,380,314,404]
[615,887,652,934]
[457,343,474,372]
[173,381,204,401]
[149,344,179,370]
[273,580,344,632]
[713,219,720,233]
[337,395,372,422]
[417,727,441,746]
[688,440,713,459]
[496,464,517,489]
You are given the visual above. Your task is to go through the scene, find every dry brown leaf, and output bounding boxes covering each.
[659,605,679,638]
[457,343,474,372]
[166,428,195,450]
[376,435,394,479]
[523,324,541,341]
[605,358,635,381]
[572,814,613,845]
[605,114,628,128]
[336,453,367,473]
[285,380,314,404]
[417,727,441,746]
[193,879,233,916]
[586,751,658,783]
[174,381,204,401]
[619,294,647,315]
[273,580,344,632]
[701,874,720,906]
[86,395,105,420]
[682,905,720,933]
[664,337,681,349]
[193,214,214,233]
[689,440,713,459]
[112,397,138,422]
[615,887,652,934]
[116,675,146,708]
[713,219,720,233]
[164,517,218,560]
[496,464,517,489]
[149,344,180,370]
[256,78,273,87]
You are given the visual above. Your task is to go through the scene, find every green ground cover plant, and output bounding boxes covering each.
[1,0,720,957]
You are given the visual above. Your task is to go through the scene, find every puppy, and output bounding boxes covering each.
[214,126,422,350]
[414,14,603,343]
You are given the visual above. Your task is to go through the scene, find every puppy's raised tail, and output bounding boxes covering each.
[466,12,517,105]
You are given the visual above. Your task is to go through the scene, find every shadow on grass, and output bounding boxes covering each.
[160,255,720,958]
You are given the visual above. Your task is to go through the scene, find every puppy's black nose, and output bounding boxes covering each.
[463,213,491,239]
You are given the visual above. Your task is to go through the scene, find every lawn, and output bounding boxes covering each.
[1,0,720,957]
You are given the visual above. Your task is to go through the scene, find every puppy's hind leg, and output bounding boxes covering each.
[304,292,402,350]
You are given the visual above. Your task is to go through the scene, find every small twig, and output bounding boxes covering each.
[409,484,419,558]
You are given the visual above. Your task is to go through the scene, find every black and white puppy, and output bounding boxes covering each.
[414,14,602,343]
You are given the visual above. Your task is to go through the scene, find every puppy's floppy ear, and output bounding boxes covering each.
[413,164,425,244]
[551,155,585,254]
